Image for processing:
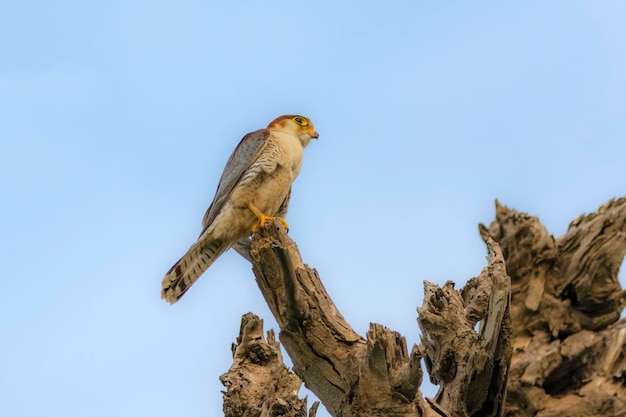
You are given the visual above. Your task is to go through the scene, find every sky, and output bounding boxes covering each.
[1,1,625,416]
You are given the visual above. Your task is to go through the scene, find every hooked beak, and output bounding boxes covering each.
[309,129,319,139]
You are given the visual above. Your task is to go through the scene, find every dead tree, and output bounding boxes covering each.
[220,197,626,417]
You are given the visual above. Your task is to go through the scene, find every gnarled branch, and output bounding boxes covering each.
[481,197,626,417]
[418,238,512,417]
[220,312,318,417]
[221,197,626,416]
[244,221,511,417]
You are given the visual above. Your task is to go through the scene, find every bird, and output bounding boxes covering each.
[161,115,319,304]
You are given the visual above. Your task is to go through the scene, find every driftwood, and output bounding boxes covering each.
[220,197,626,416]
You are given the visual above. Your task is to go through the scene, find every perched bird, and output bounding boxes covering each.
[161,115,319,304]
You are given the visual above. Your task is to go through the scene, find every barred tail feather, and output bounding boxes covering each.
[161,236,230,304]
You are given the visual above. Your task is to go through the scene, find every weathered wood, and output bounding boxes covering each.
[418,238,512,417]
[245,220,511,417]
[481,197,626,417]
[220,312,317,417]
[220,197,625,416]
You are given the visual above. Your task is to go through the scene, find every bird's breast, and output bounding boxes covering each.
[269,131,304,175]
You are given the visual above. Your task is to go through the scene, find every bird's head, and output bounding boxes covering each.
[267,115,319,146]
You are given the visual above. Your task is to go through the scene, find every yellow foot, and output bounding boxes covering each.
[247,202,289,232]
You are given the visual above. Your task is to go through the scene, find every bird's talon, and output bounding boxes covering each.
[251,215,289,232]
[248,202,289,232]
[251,214,270,231]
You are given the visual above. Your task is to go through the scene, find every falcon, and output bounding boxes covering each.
[161,115,319,304]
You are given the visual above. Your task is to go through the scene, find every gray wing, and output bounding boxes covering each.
[200,129,270,236]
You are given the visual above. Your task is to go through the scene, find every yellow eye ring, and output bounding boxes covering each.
[292,116,309,127]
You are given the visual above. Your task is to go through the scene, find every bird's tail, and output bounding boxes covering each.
[161,236,230,304]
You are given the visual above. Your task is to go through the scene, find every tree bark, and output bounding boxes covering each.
[223,223,512,416]
[220,197,626,417]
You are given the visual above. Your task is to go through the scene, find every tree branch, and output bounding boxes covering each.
[247,221,511,417]
[220,312,318,417]
[418,238,512,417]
[219,197,626,416]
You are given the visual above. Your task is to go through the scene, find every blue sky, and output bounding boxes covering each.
[1,1,625,416]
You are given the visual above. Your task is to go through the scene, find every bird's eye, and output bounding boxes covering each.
[292,116,308,126]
